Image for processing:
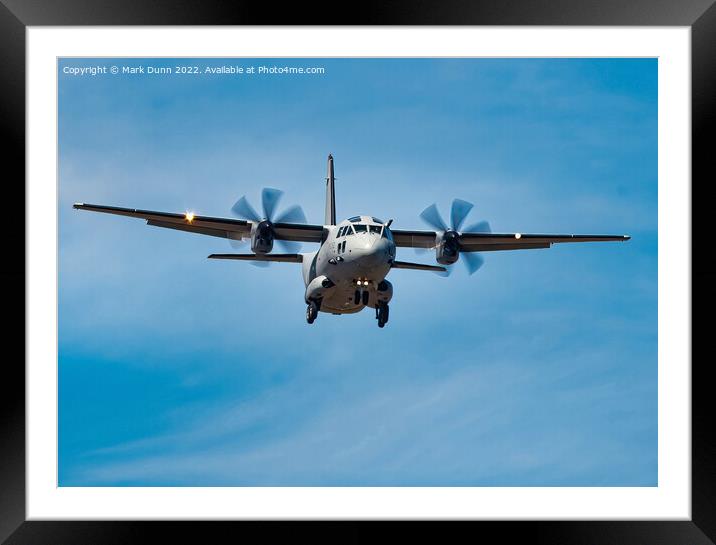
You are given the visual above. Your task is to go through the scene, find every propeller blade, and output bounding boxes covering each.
[261,187,284,222]
[434,265,452,277]
[275,204,307,224]
[231,196,261,222]
[463,220,492,233]
[462,252,485,275]
[250,260,271,268]
[420,203,448,232]
[450,198,474,232]
[275,239,302,253]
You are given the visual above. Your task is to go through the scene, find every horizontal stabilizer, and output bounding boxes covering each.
[391,260,447,272]
[208,253,303,263]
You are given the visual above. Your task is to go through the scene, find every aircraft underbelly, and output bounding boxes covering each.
[319,273,394,314]
[320,282,373,314]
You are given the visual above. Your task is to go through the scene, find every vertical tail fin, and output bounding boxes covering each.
[325,154,336,226]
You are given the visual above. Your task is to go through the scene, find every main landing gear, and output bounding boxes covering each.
[354,289,370,306]
[376,302,390,328]
[306,300,320,324]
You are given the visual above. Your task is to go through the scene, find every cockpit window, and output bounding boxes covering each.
[354,224,368,233]
[348,216,362,223]
[369,225,382,235]
[337,225,354,237]
[371,217,384,224]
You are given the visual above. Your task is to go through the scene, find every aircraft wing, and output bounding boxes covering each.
[391,228,630,252]
[390,229,438,249]
[73,203,325,244]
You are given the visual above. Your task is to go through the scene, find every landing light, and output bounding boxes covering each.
[185,212,195,223]
[515,233,522,239]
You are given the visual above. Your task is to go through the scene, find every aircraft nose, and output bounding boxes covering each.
[359,237,390,266]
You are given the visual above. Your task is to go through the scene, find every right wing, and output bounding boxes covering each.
[208,253,302,263]
[73,203,325,244]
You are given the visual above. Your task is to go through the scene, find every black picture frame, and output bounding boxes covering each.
[2,1,712,543]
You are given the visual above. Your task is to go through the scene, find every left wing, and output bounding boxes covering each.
[391,228,630,252]
[73,203,325,244]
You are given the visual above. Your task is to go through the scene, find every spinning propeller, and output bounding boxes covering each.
[229,188,307,265]
[418,198,491,276]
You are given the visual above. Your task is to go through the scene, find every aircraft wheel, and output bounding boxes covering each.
[354,290,361,305]
[306,301,318,324]
[376,302,389,327]
[362,290,369,306]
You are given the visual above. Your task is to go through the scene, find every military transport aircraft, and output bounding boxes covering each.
[74,154,630,327]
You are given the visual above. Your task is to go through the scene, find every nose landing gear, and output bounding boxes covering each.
[376,302,390,328]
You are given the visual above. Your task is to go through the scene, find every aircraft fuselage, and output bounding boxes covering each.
[302,215,396,315]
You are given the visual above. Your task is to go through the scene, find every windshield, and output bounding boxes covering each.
[354,224,368,233]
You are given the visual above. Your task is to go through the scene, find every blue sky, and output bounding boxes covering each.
[58,58,657,486]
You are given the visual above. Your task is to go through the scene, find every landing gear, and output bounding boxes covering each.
[354,289,370,306]
[376,302,389,328]
[306,300,319,324]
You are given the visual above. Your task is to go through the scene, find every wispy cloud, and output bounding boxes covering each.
[69,346,655,486]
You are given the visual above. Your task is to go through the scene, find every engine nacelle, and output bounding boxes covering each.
[251,220,274,254]
[435,230,460,265]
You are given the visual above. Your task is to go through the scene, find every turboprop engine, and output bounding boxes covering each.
[229,187,307,257]
[435,229,461,265]
[419,198,491,275]
[250,220,274,254]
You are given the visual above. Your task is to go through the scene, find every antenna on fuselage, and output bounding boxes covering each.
[325,153,336,226]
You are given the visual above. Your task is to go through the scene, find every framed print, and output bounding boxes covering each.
[3,1,713,543]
